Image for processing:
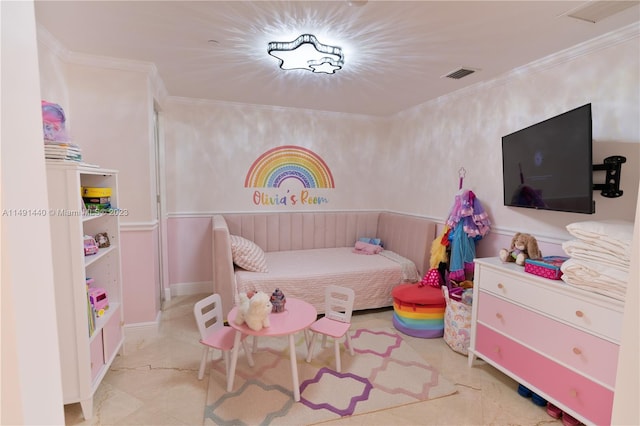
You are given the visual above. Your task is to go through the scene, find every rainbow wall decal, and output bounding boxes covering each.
[245,145,335,188]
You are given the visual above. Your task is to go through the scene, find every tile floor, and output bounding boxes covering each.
[64,294,562,425]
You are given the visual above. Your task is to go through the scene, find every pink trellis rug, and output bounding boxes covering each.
[204,327,458,425]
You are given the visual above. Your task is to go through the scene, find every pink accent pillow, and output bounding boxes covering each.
[230,235,268,272]
[353,241,382,255]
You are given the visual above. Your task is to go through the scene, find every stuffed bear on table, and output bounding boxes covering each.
[499,232,542,266]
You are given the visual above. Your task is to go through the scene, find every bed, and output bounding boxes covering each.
[212,211,437,317]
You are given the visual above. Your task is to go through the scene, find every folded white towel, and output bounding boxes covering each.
[560,258,628,301]
[566,220,633,249]
[562,239,630,271]
[562,280,627,301]
[561,258,629,285]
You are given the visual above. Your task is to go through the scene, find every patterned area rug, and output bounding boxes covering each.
[204,327,458,425]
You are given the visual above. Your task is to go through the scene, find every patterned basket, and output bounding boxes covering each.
[442,286,472,355]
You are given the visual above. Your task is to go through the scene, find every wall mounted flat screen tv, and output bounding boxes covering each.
[502,103,594,214]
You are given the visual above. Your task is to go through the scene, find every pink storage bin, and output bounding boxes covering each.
[524,256,569,280]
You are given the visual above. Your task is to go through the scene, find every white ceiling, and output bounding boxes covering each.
[34,1,640,117]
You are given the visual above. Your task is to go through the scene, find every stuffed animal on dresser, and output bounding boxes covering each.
[499,232,542,266]
[235,291,272,331]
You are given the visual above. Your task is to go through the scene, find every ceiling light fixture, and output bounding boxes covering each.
[268,34,344,74]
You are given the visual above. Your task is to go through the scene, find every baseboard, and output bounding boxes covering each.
[123,311,162,353]
[170,281,211,297]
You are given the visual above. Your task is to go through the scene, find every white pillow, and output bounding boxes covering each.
[229,235,268,273]
[566,220,634,244]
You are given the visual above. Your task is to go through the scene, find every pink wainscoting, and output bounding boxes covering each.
[167,217,213,287]
[120,228,161,324]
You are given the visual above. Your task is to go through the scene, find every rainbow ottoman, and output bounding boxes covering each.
[392,283,445,338]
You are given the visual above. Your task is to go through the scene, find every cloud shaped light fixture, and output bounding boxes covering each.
[268,34,344,74]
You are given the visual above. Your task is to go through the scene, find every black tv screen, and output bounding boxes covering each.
[502,103,594,214]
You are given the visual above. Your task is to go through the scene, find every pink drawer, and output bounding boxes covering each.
[89,331,105,381]
[478,267,623,341]
[477,291,619,387]
[476,324,613,426]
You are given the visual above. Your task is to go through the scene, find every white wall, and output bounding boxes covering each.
[387,29,639,239]
[163,98,390,214]
[612,184,640,424]
[36,31,164,325]
[64,64,155,223]
[1,1,65,423]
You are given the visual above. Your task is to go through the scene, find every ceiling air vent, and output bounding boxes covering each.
[444,67,477,80]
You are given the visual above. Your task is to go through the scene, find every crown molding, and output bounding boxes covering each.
[36,23,168,102]
[36,24,70,61]
[407,22,640,114]
[505,21,639,78]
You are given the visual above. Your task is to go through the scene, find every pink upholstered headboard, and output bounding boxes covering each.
[377,212,434,277]
[223,212,380,252]
[212,212,436,317]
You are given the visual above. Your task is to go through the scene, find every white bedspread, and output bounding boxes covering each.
[234,247,418,314]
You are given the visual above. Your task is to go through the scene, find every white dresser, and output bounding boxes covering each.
[468,257,624,426]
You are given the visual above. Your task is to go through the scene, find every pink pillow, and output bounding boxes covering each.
[230,235,268,272]
[353,241,382,255]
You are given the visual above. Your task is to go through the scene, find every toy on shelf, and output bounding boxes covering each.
[94,232,110,248]
[499,232,541,266]
[88,287,109,317]
[84,235,99,256]
[82,187,112,213]
[41,100,69,142]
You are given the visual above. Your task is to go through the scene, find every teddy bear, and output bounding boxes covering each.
[499,232,542,266]
[234,291,272,331]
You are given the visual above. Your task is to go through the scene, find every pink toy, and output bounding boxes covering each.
[84,235,99,256]
[41,100,69,141]
[88,288,109,316]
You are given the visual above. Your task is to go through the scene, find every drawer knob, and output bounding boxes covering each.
[497,283,504,289]
[570,389,578,397]
[575,310,584,318]
[495,312,503,320]
[494,346,501,354]
[572,347,582,355]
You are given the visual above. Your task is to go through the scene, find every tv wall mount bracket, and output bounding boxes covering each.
[593,155,626,198]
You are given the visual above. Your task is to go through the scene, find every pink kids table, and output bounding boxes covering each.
[226,298,317,401]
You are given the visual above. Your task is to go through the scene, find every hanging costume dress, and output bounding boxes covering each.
[445,189,491,282]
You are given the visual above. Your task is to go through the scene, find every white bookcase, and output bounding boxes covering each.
[46,161,124,420]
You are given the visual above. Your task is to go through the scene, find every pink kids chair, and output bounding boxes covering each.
[193,294,254,383]
[305,285,355,372]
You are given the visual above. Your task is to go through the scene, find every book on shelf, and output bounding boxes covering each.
[87,292,96,337]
